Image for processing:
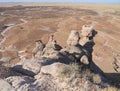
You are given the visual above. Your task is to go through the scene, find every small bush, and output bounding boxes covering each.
[57,63,101,84]
[57,63,80,79]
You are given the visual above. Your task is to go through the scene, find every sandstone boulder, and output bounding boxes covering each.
[79,25,93,46]
[81,25,93,37]
[66,45,84,59]
[66,30,82,59]
[67,30,80,46]
[40,62,66,77]
[42,34,61,58]
[65,30,89,64]
[35,63,101,91]
[80,55,89,64]
[79,37,90,46]
[0,57,12,62]
[32,40,44,58]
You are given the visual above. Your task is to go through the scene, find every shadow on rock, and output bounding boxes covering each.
[12,65,36,77]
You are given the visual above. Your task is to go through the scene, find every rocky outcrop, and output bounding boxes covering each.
[40,62,68,77]
[33,73,60,91]
[32,40,44,58]
[67,30,80,46]
[0,63,21,78]
[12,59,42,76]
[0,25,114,91]
[6,76,34,91]
[4,62,103,91]
[42,34,61,58]
[31,31,90,65]
[66,30,89,64]
[80,55,89,64]
[81,25,93,37]
[0,79,15,91]
[79,25,93,46]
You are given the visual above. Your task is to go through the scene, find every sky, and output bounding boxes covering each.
[0,0,120,3]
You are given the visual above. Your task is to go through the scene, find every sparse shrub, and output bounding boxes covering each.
[57,63,80,79]
[56,63,101,84]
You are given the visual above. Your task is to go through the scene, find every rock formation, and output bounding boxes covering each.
[66,30,89,64]
[67,30,80,46]
[42,34,61,58]
[81,25,93,37]
[6,76,34,91]
[0,25,117,91]
[40,30,90,65]
[80,55,89,64]
[32,40,44,58]
[12,59,42,76]
[79,25,93,46]
[0,78,15,91]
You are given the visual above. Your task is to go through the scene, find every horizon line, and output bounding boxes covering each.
[0,2,120,4]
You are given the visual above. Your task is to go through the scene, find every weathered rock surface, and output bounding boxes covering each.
[0,24,118,91]
[42,34,61,58]
[32,40,44,58]
[12,59,41,76]
[6,76,34,91]
[34,63,102,91]
[67,30,80,46]
[0,79,15,91]
[79,37,90,46]
[80,55,89,64]
[0,63,22,78]
[79,25,93,46]
[81,25,93,37]
[66,30,90,64]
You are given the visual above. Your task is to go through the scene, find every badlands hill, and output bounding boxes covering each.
[0,3,120,91]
